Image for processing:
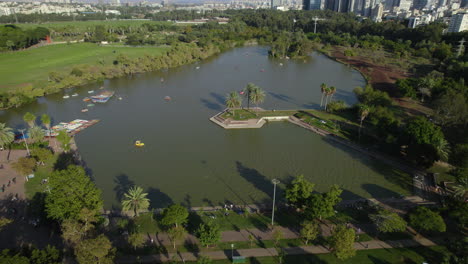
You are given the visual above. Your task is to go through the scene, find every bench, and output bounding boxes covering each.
[232,256,246,263]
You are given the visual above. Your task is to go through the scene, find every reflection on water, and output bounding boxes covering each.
[0,46,411,208]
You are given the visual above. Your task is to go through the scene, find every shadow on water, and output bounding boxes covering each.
[181,194,192,209]
[200,98,222,111]
[147,187,173,209]
[268,91,294,102]
[301,102,321,109]
[113,174,135,202]
[235,161,283,205]
[321,136,413,196]
[362,184,402,200]
[209,92,226,105]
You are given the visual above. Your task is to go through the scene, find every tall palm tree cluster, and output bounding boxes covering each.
[319,83,336,111]
[225,83,266,111]
[121,186,150,217]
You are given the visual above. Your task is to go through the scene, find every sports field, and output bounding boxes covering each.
[0,42,168,91]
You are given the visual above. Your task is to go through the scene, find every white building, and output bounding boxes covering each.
[408,16,421,28]
[448,13,468,32]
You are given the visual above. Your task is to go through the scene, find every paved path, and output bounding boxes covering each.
[116,236,441,263]
[0,149,28,200]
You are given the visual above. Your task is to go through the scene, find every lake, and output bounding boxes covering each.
[0,46,411,208]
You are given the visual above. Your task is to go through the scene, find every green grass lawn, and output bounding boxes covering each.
[0,42,168,90]
[24,151,58,199]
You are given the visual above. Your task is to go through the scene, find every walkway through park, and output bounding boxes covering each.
[116,227,441,263]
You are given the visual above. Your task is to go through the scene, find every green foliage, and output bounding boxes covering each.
[305,185,342,220]
[197,221,221,248]
[23,112,36,128]
[396,78,418,98]
[326,100,347,113]
[197,255,212,264]
[353,85,391,107]
[61,208,98,245]
[225,91,242,109]
[300,220,319,245]
[0,249,30,264]
[56,130,71,152]
[0,123,14,149]
[12,157,36,175]
[121,186,150,217]
[0,25,49,50]
[30,245,61,264]
[272,227,284,246]
[45,165,102,221]
[285,175,315,209]
[343,49,356,57]
[167,226,186,249]
[409,206,446,233]
[75,234,114,264]
[127,232,145,250]
[329,225,356,260]
[370,209,407,233]
[0,217,12,231]
[161,204,189,228]
[28,126,45,144]
[405,116,444,146]
[31,148,54,164]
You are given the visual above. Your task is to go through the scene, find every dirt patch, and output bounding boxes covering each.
[330,47,432,117]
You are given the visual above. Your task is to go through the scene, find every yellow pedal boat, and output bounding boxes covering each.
[135,140,145,147]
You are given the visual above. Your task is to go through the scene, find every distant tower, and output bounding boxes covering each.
[457,38,466,57]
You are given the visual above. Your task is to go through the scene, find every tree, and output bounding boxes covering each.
[405,116,444,146]
[167,226,186,249]
[452,176,467,200]
[75,235,114,264]
[370,209,407,234]
[127,232,145,251]
[197,221,221,248]
[305,185,342,220]
[121,186,150,217]
[161,204,189,228]
[225,91,242,112]
[358,104,371,140]
[409,206,446,233]
[300,220,319,245]
[324,86,332,110]
[285,175,314,209]
[41,114,51,137]
[248,234,256,247]
[56,130,72,152]
[45,165,103,221]
[0,217,12,231]
[28,126,45,144]
[272,227,284,247]
[433,137,450,161]
[243,83,258,109]
[250,86,266,109]
[12,157,36,175]
[197,255,212,264]
[320,83,327,107]
[23,112,36,128]
[31,148,54,164]
[61,208,98,245]
[30,245,61,264]
[0,123,14,149]
[329,225,356,260]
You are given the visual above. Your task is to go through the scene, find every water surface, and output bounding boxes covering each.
[0,46,411,208]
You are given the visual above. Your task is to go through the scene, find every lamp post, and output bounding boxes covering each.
[271,179,280,226]
[19,129,30,156]
[231,243,234,260]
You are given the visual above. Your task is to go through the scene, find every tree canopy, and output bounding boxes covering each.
[329,225,356,260]
[45,165,102,221]
[409,206,446,233]
[285,175,314,209]
[161,204,189,228]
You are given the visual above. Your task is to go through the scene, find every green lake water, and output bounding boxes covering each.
[0,46,412,208]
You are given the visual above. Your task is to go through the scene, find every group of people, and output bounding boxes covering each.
[1,177,16,193]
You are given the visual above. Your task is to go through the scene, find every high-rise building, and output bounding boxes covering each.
[271,0,282,8]
[371,3,383,21]
[408,16,420,28]
[398,0,412,11]
[303,0,325,9]
[413,0,428,9]
[448,13,468,33]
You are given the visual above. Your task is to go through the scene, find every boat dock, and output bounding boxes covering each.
[46,119,100,137]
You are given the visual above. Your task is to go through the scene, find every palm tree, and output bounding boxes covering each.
[243,83,258,109]
[28,126,45,144]
[250,86,266,110]
[0,123,14,150]
[225,91,242,113]
[358,104,371,140]
[452,177,467,200]
[23,112,36,128]
[320,83,327,107]
[329,86,337,102]
[324,87,332,111]
[122,186,150,217]
[41,114,51,137]
[433,137,450,161]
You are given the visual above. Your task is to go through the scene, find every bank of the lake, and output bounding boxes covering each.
[1,46,414,209]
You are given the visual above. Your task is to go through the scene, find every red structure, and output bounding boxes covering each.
[45,35,52,43]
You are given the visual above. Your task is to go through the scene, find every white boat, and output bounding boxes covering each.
[88,90,95,94]
[118,97,123,100]
[72,93,78,97]
[63,95,70,99]
[81,109,89,113]
[196,66,200,69]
